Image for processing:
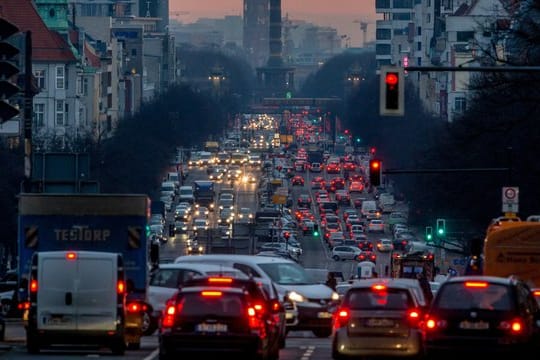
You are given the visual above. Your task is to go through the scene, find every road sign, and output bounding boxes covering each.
[502,186,519,213]
[272,194,287,205]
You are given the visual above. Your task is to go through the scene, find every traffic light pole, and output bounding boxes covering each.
[23,31,32,190]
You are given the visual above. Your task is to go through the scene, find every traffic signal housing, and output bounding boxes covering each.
[436,218,446,237]
[425,226,433,243]
[369,159,382,187]
[379,66,404,116]
[0,18,21,123]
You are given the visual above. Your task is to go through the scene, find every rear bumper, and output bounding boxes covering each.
[160,333,264,354]
[27,328,124,346]
[286,302,335,331]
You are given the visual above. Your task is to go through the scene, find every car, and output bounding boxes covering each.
[349,181,364,192]
[297,194,312,207]
[532,288,540,307]
[376,238,393,252]
[194,206,209,217]
[192,218,209,231]
[357,250,377,263]
[219,208,234,225]
[310,162,322,172]
[332,245,362,261]
[367,219,385,232]
[291,175,304,186]
[357,240,374,252]
[174,220,189,233]
[236,207,253,223]
[158,276,282,359]
[148,263,247,325]
[326,162,340,174]
[173,254,340,338]
[423,276,540,357]
[331,279,424,359]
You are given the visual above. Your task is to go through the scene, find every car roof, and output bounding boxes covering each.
[443,275,516,286]
[174,254,297,266]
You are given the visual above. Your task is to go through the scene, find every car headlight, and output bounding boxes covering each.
[288,291,306,303]
[331,292,340,301]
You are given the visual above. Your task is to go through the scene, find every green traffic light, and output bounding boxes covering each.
[426,234,433,241]
[438,228,444,235]
[313,231,319,236]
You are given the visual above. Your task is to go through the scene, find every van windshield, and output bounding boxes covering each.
[180,189,192,195]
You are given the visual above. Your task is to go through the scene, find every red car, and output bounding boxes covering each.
[292,175,304,186]
[343,162,356,171]
[326,162,341,174]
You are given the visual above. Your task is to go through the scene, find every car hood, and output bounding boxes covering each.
[275,283,334,300]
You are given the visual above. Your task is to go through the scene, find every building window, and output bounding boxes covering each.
[457,31,475,42]
[34,69,46,89]
[83,78,89,95]
[417,42,422,51]
[455,97,467,113]
[33,103,45,127]
[393,12,412,21]
[393,0,413,9]
[56,66,65,89]
[417,26,422,36]
[56,100,65,125]
[376,0,391,8]
[376,44,392,55]
[417,57,422,66]
[131,48,137,56]
[376,28,392,40]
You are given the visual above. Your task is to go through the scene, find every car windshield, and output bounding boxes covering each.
[258,262,315,285]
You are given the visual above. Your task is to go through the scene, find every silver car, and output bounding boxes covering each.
[332,279,424,359]
[331,245,361,261]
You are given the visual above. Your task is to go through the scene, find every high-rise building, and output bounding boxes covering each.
[243,0,269,68]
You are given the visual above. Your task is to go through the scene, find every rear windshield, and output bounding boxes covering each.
[178,292,246,316]
[180,189,193,195]
[435,282,513,310]
[321,202,338,211]
[344,288,413,310]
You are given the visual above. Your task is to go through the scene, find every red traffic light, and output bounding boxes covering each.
[283,231,291,240]
[370,160,380,170]
[385,72,399,87]
[370,147,376,155]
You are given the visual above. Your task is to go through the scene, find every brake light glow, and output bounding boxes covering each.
[201,291,222,297]
[30,279,38,293]
[499,318,524,333]
[162,305,176,328]
[208,277,233,284]
[425,317,447,330]
[66,252,77,260]
[334,308,350,329]
[464,281,488,288]
[372,284,386,291]
[127,302,147,313]
[533,290,540,297]
[117,281,125,294]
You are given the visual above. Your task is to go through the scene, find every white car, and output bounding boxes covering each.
[148,263,247,320]
[331,245,362,261]
[367,219,385,232]
[376,238,394,252]
[192,218,209,231]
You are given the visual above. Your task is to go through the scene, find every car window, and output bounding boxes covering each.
[346,288,412,310]
[178,292,246,316]
[258,262,314,285]
[435,282,512,310]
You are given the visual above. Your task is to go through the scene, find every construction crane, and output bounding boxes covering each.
[353,19,372,47]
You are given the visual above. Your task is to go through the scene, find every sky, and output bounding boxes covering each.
[169,0,377,47]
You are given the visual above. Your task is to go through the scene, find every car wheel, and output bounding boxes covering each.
[142,310,158,336]
[332,255,340,261]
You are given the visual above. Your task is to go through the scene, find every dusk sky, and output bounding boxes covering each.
[170,0,377,47]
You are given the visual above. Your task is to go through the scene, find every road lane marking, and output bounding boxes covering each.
[143,348,159,360]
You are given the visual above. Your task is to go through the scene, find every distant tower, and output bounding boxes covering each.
[360,21,368,47]
[243,0,269,68]
[138,0,169,32]
[256,0,295,98]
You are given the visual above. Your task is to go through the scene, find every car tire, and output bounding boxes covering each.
[332,255,340,261]
[142,310,158,336]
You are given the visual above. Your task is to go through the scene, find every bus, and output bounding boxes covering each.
[482,221,540,288]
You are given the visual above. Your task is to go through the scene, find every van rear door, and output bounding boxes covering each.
[37,252,78,331]
[76,253,117,331]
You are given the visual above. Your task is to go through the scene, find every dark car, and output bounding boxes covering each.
[159,276,283,359]
[297,194,312,208]
[423,276,540,357]
[291,175,304,186]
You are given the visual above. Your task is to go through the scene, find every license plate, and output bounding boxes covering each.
[459,321,489,330]
[196,323,227,332]
[318,312,332,319]
[365,318,394,327]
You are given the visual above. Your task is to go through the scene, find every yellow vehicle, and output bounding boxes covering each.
[483,221,540,288]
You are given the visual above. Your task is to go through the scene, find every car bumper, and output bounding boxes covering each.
[160,332,264,354]
[334,329,423,357]
[286,301,336,331]
[425,334,533,354]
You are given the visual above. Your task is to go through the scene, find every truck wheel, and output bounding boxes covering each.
[142,311,158,336]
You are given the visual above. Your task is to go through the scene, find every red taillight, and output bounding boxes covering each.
[424,317,447,331]
[334,308,350,329]
[464,281,488,288]
[17,301,30,310]
[499,318,524,333]
[117,281,125,294]
[127,302,147,313]
[30,279,38,293]
[66,252,77,260]
[372,284,386,291]
[162,305,176,328]
[201,290,222,297]
[208,277,233,284]
[407,309,421,326]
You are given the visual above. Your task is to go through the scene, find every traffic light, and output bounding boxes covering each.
[313,223,319,237]
[379,66,404,116]
[425,226,433,243]
[370,147,376,155]
[369,159,382,187]
[436,218,446,237]
[0,18,21,123]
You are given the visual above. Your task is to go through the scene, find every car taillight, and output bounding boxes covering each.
[30,279,38,293]
[424,316,447,331]
[499,318,524,333]
[334,308,350,329]
[117,280,125,294]
[407,309,421,326]
[162,304,177,328]
[126,301,148,313]
[18,301,30,310]
[247,306,267,337]
[208,277,233,284]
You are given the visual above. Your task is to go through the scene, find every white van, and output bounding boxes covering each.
[26,251,127,354]
[178,185,194,203]
[361,200,380,219]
